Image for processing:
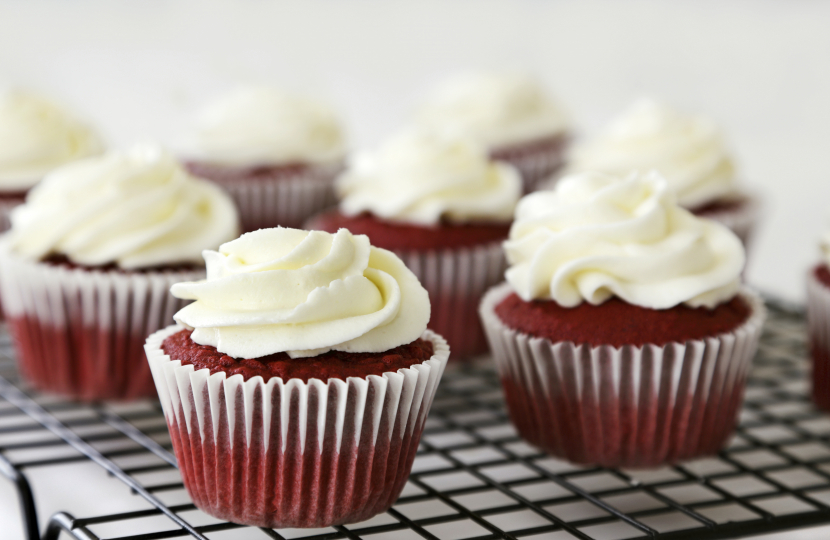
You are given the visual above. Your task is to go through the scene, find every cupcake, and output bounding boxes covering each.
[184,86,346,232]
[0,145,238,401]
[806,228,830,410]
[144,227,448,528]
[415,72,569,192]
[0,89,103,230]
[306,130,521,358]
[567,98,759,245]
[480,171,766,468]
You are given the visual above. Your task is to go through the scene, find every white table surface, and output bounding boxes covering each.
[1,0,829,538]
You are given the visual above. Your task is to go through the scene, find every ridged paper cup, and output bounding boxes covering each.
[145,326,449,528]
[480,282,766,468]
[193,162,341,232]
[697,192,761,248]
[807,266,830,410]
[0,242,202,401]
[395,243,506,359]
[490,134,568,194]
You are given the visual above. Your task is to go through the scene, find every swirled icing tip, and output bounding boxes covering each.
[336,129,521,226]
[7,143,239,269]
[415,72,568,148]
[190,86,346,166]
[170,226,431,360]
[0,89,104,188]
[569,98,738,209]
[504,169,745,310]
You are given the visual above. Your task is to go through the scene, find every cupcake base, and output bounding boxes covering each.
[480,282,766,468]
[186,161,341,232]
[690,193,760,247]
[807,265,830,410]
[490,133,568,194]
[0,243,202,401]
[146,326,449,528]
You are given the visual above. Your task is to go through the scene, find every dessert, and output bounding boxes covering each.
[0,90,103,229]
[567,99,759,245]
[0,145,238,400]
[184,86,346,231]
[415,73,569,192]
[307,131,521,357]
[807,229,830,410]
[145,227,449,528]
[480,170,766,467]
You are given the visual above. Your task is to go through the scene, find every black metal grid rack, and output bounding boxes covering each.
[3,301,830,540]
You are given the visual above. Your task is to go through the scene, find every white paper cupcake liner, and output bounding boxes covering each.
[395,242,506,359]
[807,267,830,409]
[490,135,568,193]
[215,163,340,232]
[480,282,766,468]
[145,326,449,528]
[697,192,761,248]
[0,242,202,401]
[0,197,23,233]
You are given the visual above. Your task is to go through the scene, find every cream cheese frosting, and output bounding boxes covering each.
[416,73,568,149]
[0,90,103,190]
[505,170,744,309]
[171,227,431,359]
[337,131,521,226]
[192,86,346,166]
[569,99,738,209]
[7,145,239,269]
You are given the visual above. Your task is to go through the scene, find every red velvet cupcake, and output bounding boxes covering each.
[307,131,522,358]
[807,258,830,410]
[566,99,759,246]
[415,73,570,193]
[0,145,238,401]
[184,87,346,232]
[480,171,765,468]
[145,227,449,528]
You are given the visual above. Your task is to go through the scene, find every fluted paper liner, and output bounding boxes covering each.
[480,282,766,468]
[701,193,761,248]
[395,243,505,359]
[807,267,830,410]
[0,242,202,401]
[490,138,567,194]
[145,326,449,528]
[220,164,340,232]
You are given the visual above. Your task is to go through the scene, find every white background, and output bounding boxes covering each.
[0,0,829,538]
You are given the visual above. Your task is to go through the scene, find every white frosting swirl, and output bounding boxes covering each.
[505,171,744,309]
[569,99,738,209]
[416,73,568,149]
[337,131,521,226]
[171,227,431,359]
[192,86,346,166]
[0,90,103,190]
[8,145,239,269]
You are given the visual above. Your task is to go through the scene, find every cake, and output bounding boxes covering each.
[184,86,346,231]
[480,170,766,467]
[0,145,238,401]
[144,227,449,528]
[806,227,830,410]
[567,98,759,245]
[307,130,521,357]
[415,72,569,192]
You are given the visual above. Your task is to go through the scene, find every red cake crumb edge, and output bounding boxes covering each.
[161,329,435,383]
[307,209,510,251]
[494,292,752,348]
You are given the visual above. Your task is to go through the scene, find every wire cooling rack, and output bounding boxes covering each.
[3,300,830,540]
